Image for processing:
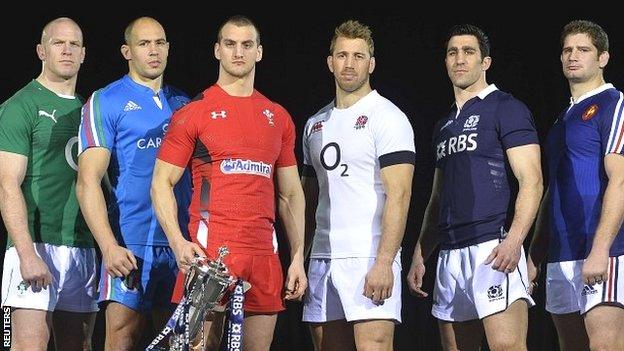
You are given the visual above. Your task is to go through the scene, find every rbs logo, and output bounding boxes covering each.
[436,133,478,160]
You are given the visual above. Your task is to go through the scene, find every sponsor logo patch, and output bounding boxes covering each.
[220,159,272,178]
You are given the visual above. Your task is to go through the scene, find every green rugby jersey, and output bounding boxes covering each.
[0,80,93,248]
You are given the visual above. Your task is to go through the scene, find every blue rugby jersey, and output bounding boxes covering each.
[78,75,192,246]
[433,85,538,249]
[546,83,624,262]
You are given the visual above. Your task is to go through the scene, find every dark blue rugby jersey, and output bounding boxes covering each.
[546,84,624,262]
[433,85,538,249]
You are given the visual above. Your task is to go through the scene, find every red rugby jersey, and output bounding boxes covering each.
[158,85,297,257]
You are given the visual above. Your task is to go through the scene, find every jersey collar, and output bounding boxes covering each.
[569,83,614,105]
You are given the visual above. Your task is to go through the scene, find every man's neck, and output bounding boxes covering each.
[36,72,77,96]
[217,69,255,97]
[128,71,163,93]
[335,83,372,109]
[569,75,606,102]
[453,80,488,110]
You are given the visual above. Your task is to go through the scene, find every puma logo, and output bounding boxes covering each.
[38,109,58,123]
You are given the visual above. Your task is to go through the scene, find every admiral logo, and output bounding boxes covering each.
[487,285,504,301]
[263,109,275,126]
[581,284,598,296]
[311,121,323,134]
[354,115,368,130]
[436,133,478,161]
[211,110,227,119]
[220,159,272,178]
[463,115,480,131]
[582,104,598,121]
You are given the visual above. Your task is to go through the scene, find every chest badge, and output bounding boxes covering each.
[463,115,480,131]
[582,104,598,121]
[262,109,275,127]
[354,115,368,130]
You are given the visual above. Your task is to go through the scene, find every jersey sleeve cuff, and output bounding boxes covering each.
[379,150,416,168]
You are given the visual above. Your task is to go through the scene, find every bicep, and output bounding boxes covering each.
[77,147,111,181]
[153,159,186,186]
[380,163,414,194]
[276,165,302,196]
[604,153,624,182]
[0,151,28,186]
[505,144,541,181]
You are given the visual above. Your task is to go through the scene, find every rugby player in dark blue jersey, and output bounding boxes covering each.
[408,24,542,351]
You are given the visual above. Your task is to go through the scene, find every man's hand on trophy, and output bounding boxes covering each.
[103,243,138,277]
[171,238,206,274]
[284,262,308,301]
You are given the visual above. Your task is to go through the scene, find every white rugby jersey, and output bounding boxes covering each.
[302,90,416,259]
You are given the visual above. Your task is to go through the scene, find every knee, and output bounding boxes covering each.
[488,337,525,351]
[589,339,624,351]
[356,334,393,351]
[10,339,48,351]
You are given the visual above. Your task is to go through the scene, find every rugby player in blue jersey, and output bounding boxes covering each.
[528,20,624,351]
[76,17,191,350]
[408,24,542,351]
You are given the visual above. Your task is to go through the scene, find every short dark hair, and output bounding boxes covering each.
[217,15,261,45]
[561,20,608,54]
[445,24,490,59]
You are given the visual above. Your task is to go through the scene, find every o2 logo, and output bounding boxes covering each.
[320,142,349,177]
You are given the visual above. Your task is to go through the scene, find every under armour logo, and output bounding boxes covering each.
[262,109,274,126]
[38,109,58,123]
[211,110,227,119]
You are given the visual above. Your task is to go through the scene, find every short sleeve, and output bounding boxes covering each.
[157,105,198,168]
[0,101,33,156]
[601,92,624,156]
[78,90,117,154]
[301,118,316,177]
[372,106,416,168]
[275,104,297,168]
[496,97,539,150]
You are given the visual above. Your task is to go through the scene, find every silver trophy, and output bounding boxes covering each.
[169,246,237,350]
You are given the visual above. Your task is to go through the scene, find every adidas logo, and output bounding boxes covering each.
[581,285,598,296]
[123,100,142,112]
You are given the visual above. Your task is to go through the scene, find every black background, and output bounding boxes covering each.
[2,4,624,350]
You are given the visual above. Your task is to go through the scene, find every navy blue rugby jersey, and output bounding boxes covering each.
[433,85,538,249]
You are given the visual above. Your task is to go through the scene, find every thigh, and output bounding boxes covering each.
[551,312,589,351]
[546,261,583,314]
[332,258,402,323]
[2,245,57,311]
[309,320,355,351]
[226,253,284,313]
[10,308,52,350]
[303,259,345,323]
[353,319,394,351]
[432,248,478,322]
[482,299,528,351]
[242,312,277,351]
[580,255,624,314]
[472,241,534,320]
[104,301,145,338]
[56,247,99,313]
[584,304,624,350]
[52,310,97,351]
[143,246,178,311]
[438,319,483,351]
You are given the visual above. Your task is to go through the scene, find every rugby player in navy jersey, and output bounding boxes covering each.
[408,24,542,351]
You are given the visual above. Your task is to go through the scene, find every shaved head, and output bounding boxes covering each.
[41,17,82,44]
[124,16,165,44]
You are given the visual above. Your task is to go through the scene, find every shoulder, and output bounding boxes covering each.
[487,90,532,118]
[0,83,43,121]
[304,101,333,129]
